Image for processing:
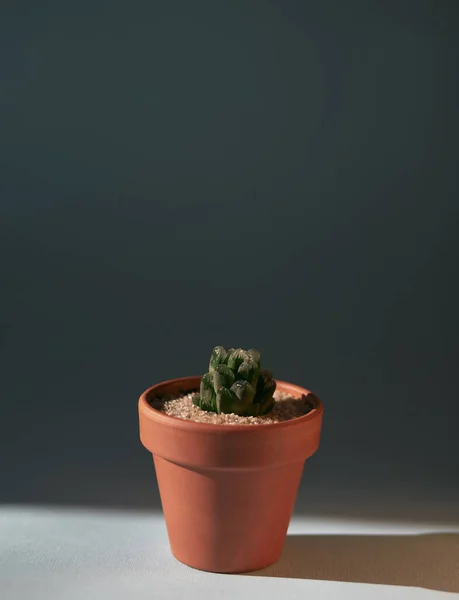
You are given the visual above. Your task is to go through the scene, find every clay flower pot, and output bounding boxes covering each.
[138,376,323,573]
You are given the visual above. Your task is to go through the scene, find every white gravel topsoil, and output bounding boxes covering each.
[151,390,316,425]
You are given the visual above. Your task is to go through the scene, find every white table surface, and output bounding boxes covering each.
[1,506,458,599]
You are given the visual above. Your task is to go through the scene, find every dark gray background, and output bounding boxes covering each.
[1,0,458,521]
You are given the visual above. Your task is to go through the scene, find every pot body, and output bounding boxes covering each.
[139,377,323,573]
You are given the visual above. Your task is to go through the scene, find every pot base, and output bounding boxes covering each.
[169,547,282,574]
[155,455,302,575]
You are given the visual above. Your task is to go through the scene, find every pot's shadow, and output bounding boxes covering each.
[248,533,459,592]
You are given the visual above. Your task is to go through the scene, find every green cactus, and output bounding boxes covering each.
[193,346,276,416]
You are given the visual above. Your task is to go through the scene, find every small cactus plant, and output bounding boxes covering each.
[193,346,276,416]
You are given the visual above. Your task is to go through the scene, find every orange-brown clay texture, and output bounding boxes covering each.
[138,376,324,573]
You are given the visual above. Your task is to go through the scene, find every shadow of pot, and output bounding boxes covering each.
[248,533,459,593]
[138,376,323,573]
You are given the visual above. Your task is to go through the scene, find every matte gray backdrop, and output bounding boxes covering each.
[1,1,458,520]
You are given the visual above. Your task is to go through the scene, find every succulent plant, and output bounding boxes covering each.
[193,346,276,416]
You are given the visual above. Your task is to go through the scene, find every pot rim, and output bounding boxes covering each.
[139,375,324,433]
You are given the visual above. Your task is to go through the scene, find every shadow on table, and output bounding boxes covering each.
[249,533,459,593]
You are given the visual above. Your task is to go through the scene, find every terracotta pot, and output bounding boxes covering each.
[138,376,323,573]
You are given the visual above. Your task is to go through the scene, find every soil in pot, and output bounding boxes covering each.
[150,389,317,425]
